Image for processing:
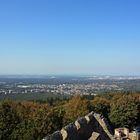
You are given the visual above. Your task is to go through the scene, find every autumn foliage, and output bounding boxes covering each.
[0,93,140,140]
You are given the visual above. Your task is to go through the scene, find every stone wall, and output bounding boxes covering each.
[43,112,115,140]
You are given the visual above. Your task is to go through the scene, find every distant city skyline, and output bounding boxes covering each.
[0,0,140,75]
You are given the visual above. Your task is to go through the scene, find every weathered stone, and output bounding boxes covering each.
[77,117,88,127]
[61,123,78,140]
[50,131,62,140]
[61,129,68,140]
[76,117,91,140]
[88,132,100,140]
[85,115,90,123]
[43,112,115,140]
[75,120,81,130]
[43,131,62,140]
[85,112,94,124]
[42,136,50,140]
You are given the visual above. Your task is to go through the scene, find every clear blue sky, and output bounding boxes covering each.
[0,0,140,75]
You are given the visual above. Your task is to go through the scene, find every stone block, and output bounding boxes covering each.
[61,123,78,140]
[43,131,62,140]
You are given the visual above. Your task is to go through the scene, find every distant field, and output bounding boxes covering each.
[0,92,69,101]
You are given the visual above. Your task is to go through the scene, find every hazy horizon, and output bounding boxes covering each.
[0,0,140,75]
[0,73,140,76]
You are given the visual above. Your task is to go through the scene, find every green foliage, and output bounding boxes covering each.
[109,94,139,128]
[0,100,64,140]
[32,106,64,139]
[63,96,91,125]
[91,96,110,118]
[0,100,20,140]
[0,92,140,139]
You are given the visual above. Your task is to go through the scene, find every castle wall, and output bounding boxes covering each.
[43,112,114,140]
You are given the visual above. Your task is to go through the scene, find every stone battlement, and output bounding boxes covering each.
[43,112,115,140]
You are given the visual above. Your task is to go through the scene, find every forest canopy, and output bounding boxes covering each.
[0,92,140,140]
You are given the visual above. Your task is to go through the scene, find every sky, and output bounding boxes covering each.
[0,0,140,75]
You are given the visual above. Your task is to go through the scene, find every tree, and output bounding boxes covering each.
[0,100,20,140]
[91,96,110,118]
[31,106,64,139]
[63,96,90,125]
[109,94,139,129]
